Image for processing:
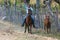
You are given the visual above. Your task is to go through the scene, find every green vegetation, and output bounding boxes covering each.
[32,30,60,40]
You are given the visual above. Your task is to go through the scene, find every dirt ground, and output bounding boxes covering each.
[0,20,59,40]
[0,31,58,40]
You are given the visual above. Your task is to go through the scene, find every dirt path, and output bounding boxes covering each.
[0,20,58,40]
[0,31,58,40]
[58,14,60,19]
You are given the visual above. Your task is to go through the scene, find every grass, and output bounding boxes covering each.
[3,19,60,40]
[32,29,60,40]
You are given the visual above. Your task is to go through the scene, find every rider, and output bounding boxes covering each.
[22,4,35,27]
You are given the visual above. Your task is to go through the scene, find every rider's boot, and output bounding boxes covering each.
[32,18,35,28]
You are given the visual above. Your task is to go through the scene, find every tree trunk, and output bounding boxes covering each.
[55,6,59,32]
[46,0,53,16]
[15,0,17,15]
[36,0,41,28]
[4,0,11,20]
[8,0,11,21]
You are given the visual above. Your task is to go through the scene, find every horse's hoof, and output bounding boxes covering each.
[30,32,32,34]
[28,32,32,34]
[29,32,32,34]
[28,32,30,33]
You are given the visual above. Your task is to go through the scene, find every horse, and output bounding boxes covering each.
[24,9,35,34]
[44,15,51,33]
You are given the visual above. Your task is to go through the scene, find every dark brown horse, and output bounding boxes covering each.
[44,15,51,33]
[24,9,35,34]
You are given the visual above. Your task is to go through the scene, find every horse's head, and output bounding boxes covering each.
[44,15,51,33]
[28,9,32,15]
[45,15,50,19]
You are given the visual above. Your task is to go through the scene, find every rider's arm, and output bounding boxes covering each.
[30,7,33,11]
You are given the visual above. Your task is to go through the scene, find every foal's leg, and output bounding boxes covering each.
[46,27,48,33]
[47,27,50,33]
[44,26,46,33]
[48,22,51,33]
[48,27,51,33]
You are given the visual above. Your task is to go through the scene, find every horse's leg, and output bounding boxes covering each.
[48,28,50,33]
[48,27,51,33]
[24,26,26,33]
[47,25,51,33]
[28,26,30,33]
[44,24,46,32]
[30,25,32,34]
[46,26,48,33]
[50,27,51,32]
[47,28,48,33]
[24,24,27,33]
[49,24,51,33]
[47,27,50,33]
[47,28,50,33]
[44,26,46,31]
[44,26,46,33]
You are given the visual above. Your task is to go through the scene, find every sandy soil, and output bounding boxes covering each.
[0,20,58,40]
[0,31,58,40]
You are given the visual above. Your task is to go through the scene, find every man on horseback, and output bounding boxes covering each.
[22,4,35,27]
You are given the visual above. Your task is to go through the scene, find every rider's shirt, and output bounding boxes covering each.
[26,7,33,14]
[24,4,34,19]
